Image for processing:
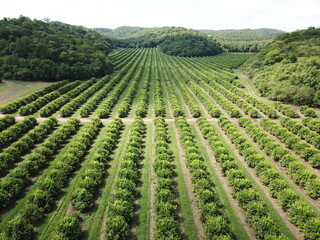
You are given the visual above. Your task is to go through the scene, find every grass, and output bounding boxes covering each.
[37,122,121,239]
[212,121,298,240]
[135,122,153,239]
[0,80,53,105]
[238,121,320,215]
[0,124,82,230]
[85,123,131,240]
[0,49,317,240]
[234,69,271,104]
[189,123,250,240]
[168,122,200,240]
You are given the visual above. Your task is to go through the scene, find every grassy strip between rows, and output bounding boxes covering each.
[211,121,298,240]
[135,122,153,239]
[85,124,131,240]
[189,123,250,240]
[167,122,200,240]
[36,121,124,239]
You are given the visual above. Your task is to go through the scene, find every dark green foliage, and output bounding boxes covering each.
[200,28,285,41]
[4,118,101,238]
[116,27,223,57]
[0,117,57,175]
[6,215,33,240]
[243,27,320,106]
[100,26,146,38]
[0,16,113,81]
[0,116,37,149]
[71,119,123,212]
[199,28,284,52]
[159,33,222,57]
[0,115,15,131]
[105,117,145,239]
[56,213,82,240]
[0,119,80,209]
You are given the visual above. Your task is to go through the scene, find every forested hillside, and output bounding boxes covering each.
[243,27,320,106]
[200,28,284,41]
[114,27,223,57]
[99,26,284,53]
[0,16,113,81]
[96,26,146,38]
[200,28,285,52]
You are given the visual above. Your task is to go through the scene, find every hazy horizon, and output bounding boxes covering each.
[2,0,320,32]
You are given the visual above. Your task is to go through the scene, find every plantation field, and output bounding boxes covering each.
[0,48,319,240]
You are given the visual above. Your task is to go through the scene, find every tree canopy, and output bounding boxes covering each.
[97,26,146,39]
[0,16,113,81]
[96,26,284,53]
[242,27,320,106]
[112,27,223,57]
[199,28,285,52]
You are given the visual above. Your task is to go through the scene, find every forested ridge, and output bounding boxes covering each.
[114,26,223,57]
[95,26,146,38]
[97,26,284,53]
[199,28,285,52]
[0,16,113,82]
[243,27,320,106]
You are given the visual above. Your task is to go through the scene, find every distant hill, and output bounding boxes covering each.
[96,26,146,38]
[96,26,284,53]
[199,28,285,52]
[114,27,223,57]
[199,28,285,41]
[94,27,113,34]
[0,16,113,81]
[243,27,320,106]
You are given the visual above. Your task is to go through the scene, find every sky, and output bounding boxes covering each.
[1,0,320,31]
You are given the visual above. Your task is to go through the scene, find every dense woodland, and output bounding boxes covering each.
[243,27,320,106]
[199,28,285,52]
[95,26,146,39]
[113,27,223,57]
[199,28,285,41]
[98,26,284,53]
[0,16,113,82]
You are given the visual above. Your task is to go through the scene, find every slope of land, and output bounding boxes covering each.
[1,49,320,240]
[0,16,113,81]
[242,27,320,106]
[115,26,223,57]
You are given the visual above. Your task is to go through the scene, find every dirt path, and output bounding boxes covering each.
[215,124,303,240]
[172,124,205,240]
[234,70,262,100]
[193,124,257,240]
[236,123,320,211]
